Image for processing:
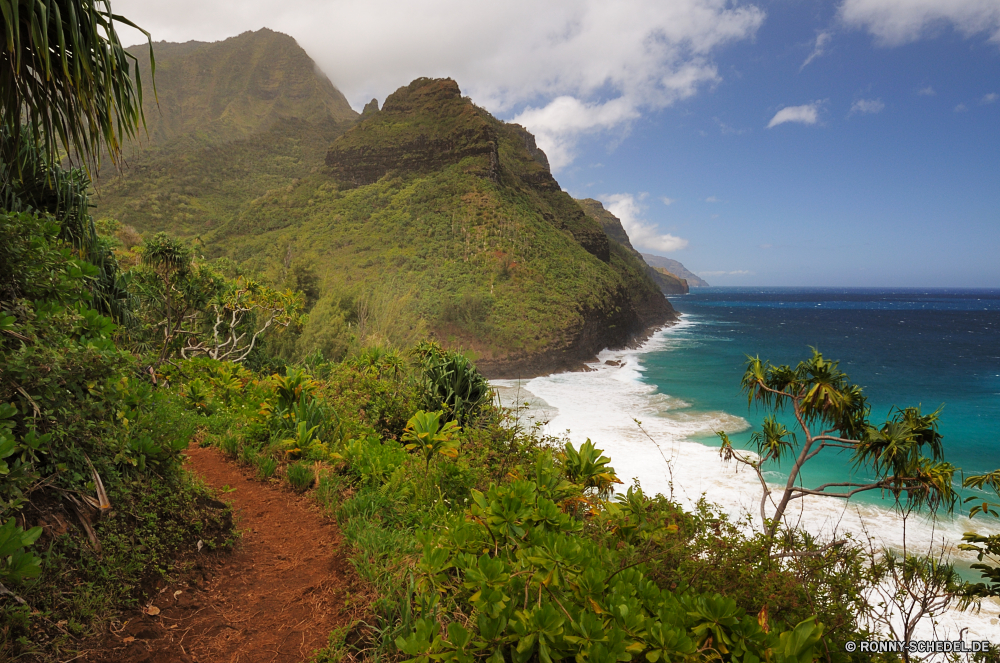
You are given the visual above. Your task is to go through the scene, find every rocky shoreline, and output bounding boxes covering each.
[476,300,678,379]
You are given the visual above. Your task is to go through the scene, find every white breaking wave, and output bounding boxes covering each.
[492,316,1000,641]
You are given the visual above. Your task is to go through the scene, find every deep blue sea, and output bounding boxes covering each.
[650,287,1000,496]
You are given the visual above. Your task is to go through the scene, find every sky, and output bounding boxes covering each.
[113,0,1000,286]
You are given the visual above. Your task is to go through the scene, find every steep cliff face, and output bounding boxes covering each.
[324,79,609,263]
[577,198,689,295]
[496,124,609,263]
[97,56,676,375]
[578,198,635,249]
[325,78,500,186]
[94,29,359,236]
[642,253,709,287]
[124,28,356,147]
[650,266,689,293]
[217,77,675,375]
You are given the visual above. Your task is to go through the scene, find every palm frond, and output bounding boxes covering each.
[0,0,154,171]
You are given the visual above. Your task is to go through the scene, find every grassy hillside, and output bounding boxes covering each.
[93,32,675,374]
[118,28,355,147]
[208,78,675,374]
[577,198,689,295]
[94,29,358,236]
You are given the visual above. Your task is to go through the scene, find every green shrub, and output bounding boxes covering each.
[220,433,239,458]
[0,518,43,584]
[182,378,213,415]
[342,433,408,486]
[415,342,490,426]
[434,460,477,506]
[390,469,828,663]
[402,410,459,471]
[286,461,314,491]
[256,455,278,480]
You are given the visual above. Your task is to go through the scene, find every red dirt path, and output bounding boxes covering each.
[88,444,358,663]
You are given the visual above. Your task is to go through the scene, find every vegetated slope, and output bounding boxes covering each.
[577,198,689,294]
[94,29,358,236]
[641,252,709,287]
[210,78,676,375]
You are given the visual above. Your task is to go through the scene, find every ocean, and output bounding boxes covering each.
[493,287,1000,639]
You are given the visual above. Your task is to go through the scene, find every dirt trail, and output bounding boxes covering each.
[90,444,357,663]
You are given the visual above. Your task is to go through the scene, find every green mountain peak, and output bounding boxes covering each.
[96,53,676,375]
[124,28,356,148]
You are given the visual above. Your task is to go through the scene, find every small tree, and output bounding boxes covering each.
[858,521,963,659]
[135,233,302,364]
[137,233,205,363]
[718,350,956,552]
[178,278,303,363]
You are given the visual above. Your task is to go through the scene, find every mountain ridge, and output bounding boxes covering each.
[93,31,677,376]
[641,253,709,287]
[577,198,689,294]
[122,28,356,147]
[93,29,358,236]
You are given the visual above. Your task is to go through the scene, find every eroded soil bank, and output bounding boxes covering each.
[89,444,358,663]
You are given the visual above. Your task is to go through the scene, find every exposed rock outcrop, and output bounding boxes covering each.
[325,78,610,263]
[325,78,501,187]
[649,266,689,293]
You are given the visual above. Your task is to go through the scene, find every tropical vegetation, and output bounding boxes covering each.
[4,4,1000,662]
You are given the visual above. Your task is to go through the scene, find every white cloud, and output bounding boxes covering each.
[705,196,720,202]
[955,103,969,112]
[801,30,833,69]
[917,85,936,96]
[839,0,1000,46]
[983,92,999,104]
[513,97,641,169]
[660,197,676,206]
[767,103,821,128]
[603,193,689,253]
[850,98,885,114]
[111,0,765,172]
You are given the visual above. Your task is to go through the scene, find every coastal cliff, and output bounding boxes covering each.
[224,77,677,375]
[642,253,709,287]
[577,198,690,295]
[325,79,611,264]
[93,33,676,376]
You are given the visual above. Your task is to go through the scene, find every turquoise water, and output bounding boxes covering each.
[646,287,1000,505]
[506,287,1000,633]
